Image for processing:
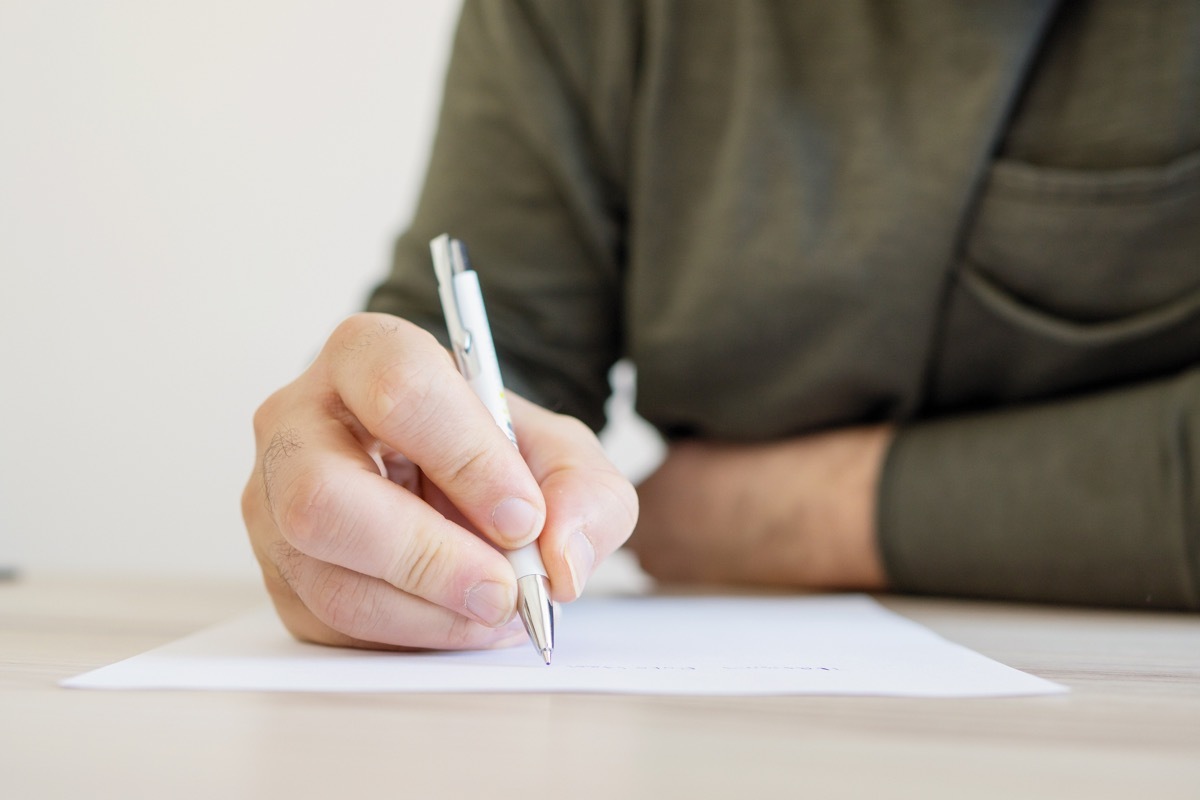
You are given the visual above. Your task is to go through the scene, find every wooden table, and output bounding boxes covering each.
[2,573,1197,799]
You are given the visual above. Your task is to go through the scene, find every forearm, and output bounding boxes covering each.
[632,426,892,590]
[880,367,1200,609]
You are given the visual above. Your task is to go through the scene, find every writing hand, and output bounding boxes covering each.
[242,313,638,649]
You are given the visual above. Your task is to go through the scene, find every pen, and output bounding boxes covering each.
[430,233,556,665]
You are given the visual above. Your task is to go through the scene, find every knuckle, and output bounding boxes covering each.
[278,469,338,553]
[329,312,378,349]
[266,539,305,592]
[355,325,453,433]
[331,312,440,362]
[259,426,303,512]
[369,355,443,436]
[309,565,372,635]
[260,570,335,646]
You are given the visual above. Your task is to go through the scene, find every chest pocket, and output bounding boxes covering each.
[927,149,1200,411]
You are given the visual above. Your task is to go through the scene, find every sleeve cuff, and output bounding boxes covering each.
[877,372,1200,609]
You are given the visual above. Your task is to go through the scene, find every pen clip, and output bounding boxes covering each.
[430,233,475,377]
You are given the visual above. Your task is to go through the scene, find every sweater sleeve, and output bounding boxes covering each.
[366,0,637,431]
[878,366,1200,609]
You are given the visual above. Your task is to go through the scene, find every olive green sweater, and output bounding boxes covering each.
[368,0,1200,609]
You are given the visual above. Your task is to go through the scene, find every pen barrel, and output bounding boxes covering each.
[452,270,548,581]
[452,271,518,448]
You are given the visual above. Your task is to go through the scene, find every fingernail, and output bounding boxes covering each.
[465,580,515,627]
[565,530,596,597]
[492,497,542,544]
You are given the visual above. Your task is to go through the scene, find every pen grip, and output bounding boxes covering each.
[452,271,518,447]
[506,542,548,580]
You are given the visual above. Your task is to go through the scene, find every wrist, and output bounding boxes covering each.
[779,424,892,590]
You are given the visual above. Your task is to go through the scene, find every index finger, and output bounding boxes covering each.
[318,313,546,549]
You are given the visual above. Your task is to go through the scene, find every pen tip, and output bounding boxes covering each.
[541,648,552,666]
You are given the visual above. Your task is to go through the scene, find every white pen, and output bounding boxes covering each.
[430,233,555,665]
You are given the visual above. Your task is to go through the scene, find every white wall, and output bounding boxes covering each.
[0,1,465,577]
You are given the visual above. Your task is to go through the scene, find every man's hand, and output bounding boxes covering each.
[630,425,892,590]
[242,313,638,650]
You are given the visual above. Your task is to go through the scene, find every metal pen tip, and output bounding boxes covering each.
[516,573,555,665]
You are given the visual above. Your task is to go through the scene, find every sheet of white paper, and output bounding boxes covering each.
[62,595,1066,697]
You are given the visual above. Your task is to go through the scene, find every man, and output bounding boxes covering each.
[243,1,1200,650]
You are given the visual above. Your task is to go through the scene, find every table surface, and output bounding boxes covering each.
[2,572,1198,800]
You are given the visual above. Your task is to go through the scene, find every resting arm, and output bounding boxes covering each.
[634,367,1200,610]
